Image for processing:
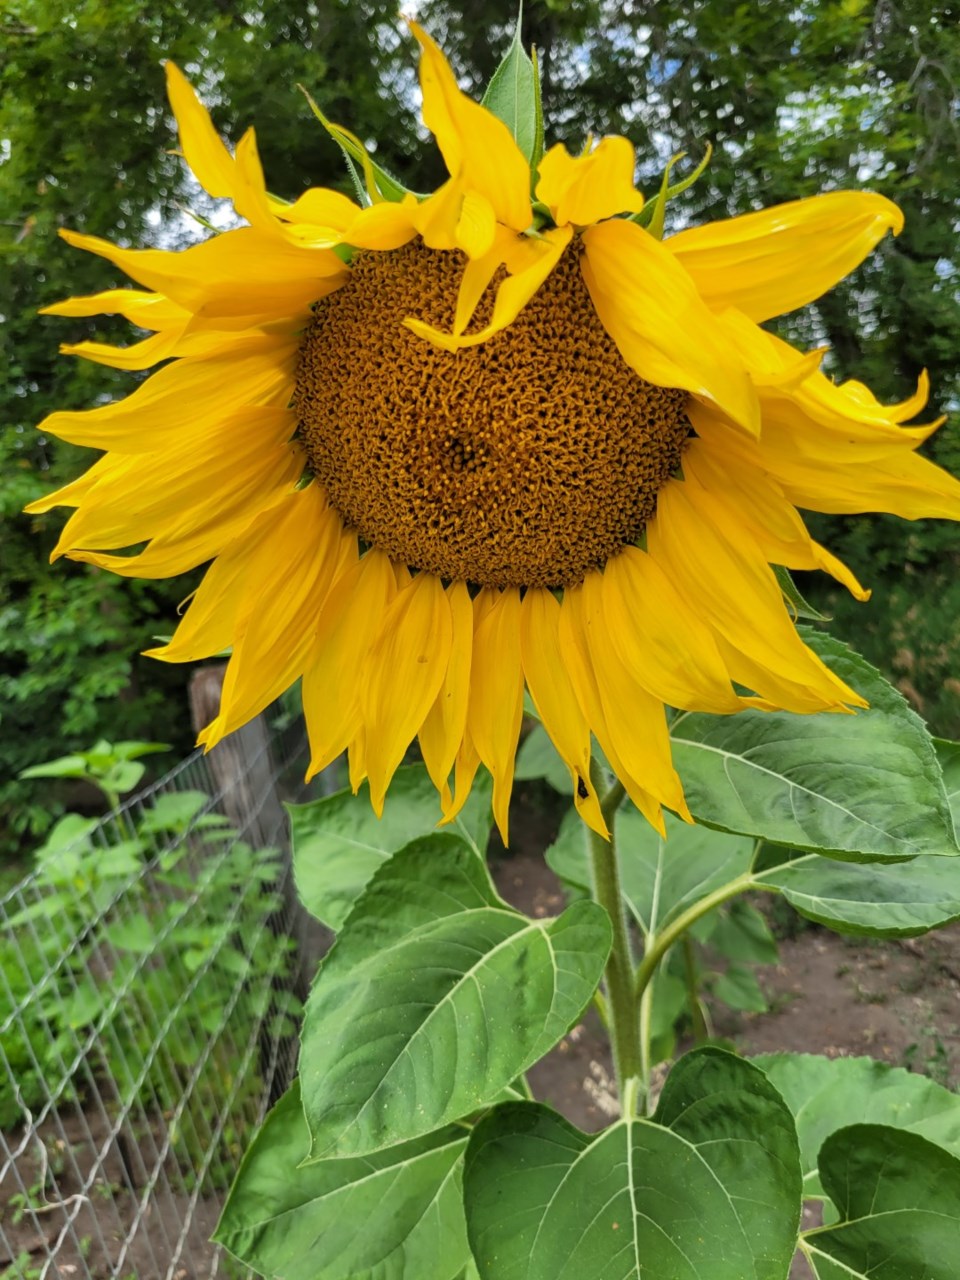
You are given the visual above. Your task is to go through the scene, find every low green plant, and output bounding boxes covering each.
[1,741,300,1186]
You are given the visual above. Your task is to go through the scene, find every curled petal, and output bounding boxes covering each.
[669,190,904,322]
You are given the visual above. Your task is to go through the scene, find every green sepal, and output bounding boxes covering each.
[481,4,541,166]
[631,143,713,236]
[774,563,831,621]
[299,84,420,205]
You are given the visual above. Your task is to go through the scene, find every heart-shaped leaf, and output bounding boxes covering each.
[754,1053,960,1198]
[290,765,493,929]
[464,1048,801,1280]
[803,1125,960,1278]
[672,632,957,860]
[215,1083,470,1280]
[300,833,611,1158]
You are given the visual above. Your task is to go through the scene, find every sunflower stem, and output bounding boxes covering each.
[586,769,640,1114]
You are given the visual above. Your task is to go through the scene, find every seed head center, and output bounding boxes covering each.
[294,240,690,589]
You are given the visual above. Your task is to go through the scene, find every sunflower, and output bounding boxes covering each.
[30,23,960,844]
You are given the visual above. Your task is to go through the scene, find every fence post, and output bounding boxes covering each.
[188,666,328,1026]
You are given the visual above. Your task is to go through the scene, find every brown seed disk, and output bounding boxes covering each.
[294,238,690,590]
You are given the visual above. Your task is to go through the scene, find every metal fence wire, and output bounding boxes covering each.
[0,704,322,1279]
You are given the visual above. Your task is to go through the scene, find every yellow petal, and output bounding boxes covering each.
[669,190,904,323]
[347,727,368,795]
[302,550,398,780]
[145,486,316,663]
[342,201,419,252]
[199,489,347,749]
[406,179,465,252]
[535,137,644,227]
[40,288,190,329]
[406,224,571,351]
[57,322,255,371]
[556,586,668,835]
[165,61,237,200]
[465,588,524,845]
[38,336,297,452]
[24,467,99,516]
[647,473,865,712]
[519,588,608,838]
[410,21,532,235]
[441,733,483,828]
[581,218,760,436]
[362,572,454,815]
[683,435,869,601]
[58,227,347,320]
[419,580,474,811]
[777,445,960,521]
[451,225,517,334]
[281,186,360,230]
[455,190,498,259]
[598,548,748,712]
[231,127,284,233]
[51,407,301,570]
[571,581,690,822]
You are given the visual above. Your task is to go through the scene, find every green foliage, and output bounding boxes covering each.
[0,0,421,862]
[671,631,958,859]
[290,765,493,930]
[755,1053,960,1197]
[0,742,297,1180]
[216,1083,471,1280]
[225,613,960,1276]
[298,829,610,1158]
[802,1126,960,1278]
[462,1051,801,1280]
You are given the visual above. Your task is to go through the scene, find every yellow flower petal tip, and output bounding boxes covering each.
[29,19,960,841]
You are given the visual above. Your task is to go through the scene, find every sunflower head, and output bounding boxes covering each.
[29,17,958,845]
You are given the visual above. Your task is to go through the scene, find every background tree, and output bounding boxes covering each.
[2,0,957,858]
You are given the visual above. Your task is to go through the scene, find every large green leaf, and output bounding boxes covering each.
[757,851,960,936]
[300,833,610,1158]
[672,632,957,860]
[215,1083,470,1280]
[546,807,753,938]
[464,1049,800,1280]
[803,1125,960,1278]
[754,1053,960,1197]
[290,765,493,929]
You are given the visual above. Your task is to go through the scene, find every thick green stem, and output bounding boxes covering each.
[586,774,640,1108]
[634,872,760,1001]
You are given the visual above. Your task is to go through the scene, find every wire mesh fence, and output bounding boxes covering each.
[0,700,322,1279]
